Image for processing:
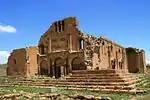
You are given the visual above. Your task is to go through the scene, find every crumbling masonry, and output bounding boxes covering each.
[7,16,147,78]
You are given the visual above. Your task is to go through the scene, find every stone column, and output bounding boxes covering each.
[60,66,64,79]
[108,47,111,69]
[69,64,72,76]
[49,36,52,53]
[69,34,72,51]
[52,61,55,79]
[48,58,50,76]
[123,50,128,73]
[38,65,40,76]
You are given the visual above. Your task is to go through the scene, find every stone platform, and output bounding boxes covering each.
[2,69,147,94]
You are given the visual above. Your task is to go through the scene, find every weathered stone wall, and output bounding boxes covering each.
[38,17,85,78]
[126,47,147,73]
[7,46,39,77]
[139,50,147,73]
[82,34,127,71]
[38,16,80,53]
[26,46,39,77]
[7,48,27,76]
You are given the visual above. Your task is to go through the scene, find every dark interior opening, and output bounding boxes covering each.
[41,45,45,54]
[55,22,58,32]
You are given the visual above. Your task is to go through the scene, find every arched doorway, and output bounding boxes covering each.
[54,58,65,79]
[72,57,86,70]
[40,60,48,75]
[111,60,115,69]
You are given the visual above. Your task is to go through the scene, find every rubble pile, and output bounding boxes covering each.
[0,92,111,100]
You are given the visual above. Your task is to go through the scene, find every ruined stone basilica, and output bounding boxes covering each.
[7,16,147,79]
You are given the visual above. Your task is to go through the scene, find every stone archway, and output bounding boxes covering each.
[111,60,115,69]
[72,57,86,70]
[54,57,65,79]
[40,60,48,75]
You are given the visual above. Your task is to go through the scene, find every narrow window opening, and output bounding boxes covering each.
[55,22,58,32]
[118,49,121,53]
[102,41,105,54]
[58,21,61,32]
[13,59,16,64]
[111,45,113,51]
[102,41,105,45]
[41,45,45,54]
[79,39,84,49]
[116,51,118,58]
[62,20,65,31]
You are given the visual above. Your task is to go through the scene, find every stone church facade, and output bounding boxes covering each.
[7,16,147,78]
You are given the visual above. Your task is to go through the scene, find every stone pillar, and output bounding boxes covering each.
[139,51,147,73]
[49,36,52,53]
[52,61,55,79]
[38,65,40,76]
[108,47,111,69]
[69,34,72,51]
[123,50,128,73]
[65,57,69,75]
[60,66,64,79]
[69,64,72,76]
[47,58,50,76]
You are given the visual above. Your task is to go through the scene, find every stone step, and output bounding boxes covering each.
[69,76,134,80]
[55,84,135,90]
[72,73,120,76]
[59,78,135,82]
[72,70,117,74]
[58,87,145,94]
[72,74,134,78]
[50,81,136,86]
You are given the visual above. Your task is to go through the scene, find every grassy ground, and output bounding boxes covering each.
[0,85,150,100]
[0,64,6,77]
[0,85,133,100]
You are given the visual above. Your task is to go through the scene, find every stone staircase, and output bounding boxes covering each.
[2,69,147,94]
[47,69,145,94]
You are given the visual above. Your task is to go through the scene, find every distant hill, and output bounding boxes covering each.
[0,64,7,76]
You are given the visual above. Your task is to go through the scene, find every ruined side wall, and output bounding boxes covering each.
[26,46,39,77]
[126,48,146,73]
[7,48,27,76]
[99,39,109,70]
[126,52,140,73]
[139,50,147,73]
[82,35,127,71]
[98,37,127,70]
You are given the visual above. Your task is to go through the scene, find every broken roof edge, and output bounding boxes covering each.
[12,45,38,52]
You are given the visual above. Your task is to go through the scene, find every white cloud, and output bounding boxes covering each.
[0,51,10,64]
[146,60,150,64]
[0,23,16,33]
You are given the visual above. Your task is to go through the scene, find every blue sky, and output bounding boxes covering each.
[0,0,150,64]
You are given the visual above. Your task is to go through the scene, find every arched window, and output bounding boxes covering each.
[40,45,45,54]
[55,22,58,32]
[111,45,113,51]
[102,41,105,54]
[13,58,16,64]
[62,20,65,31]
[58,21,61,32]
[118,49,121,53]
[102,41,105,45]
[79,39,84,49]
